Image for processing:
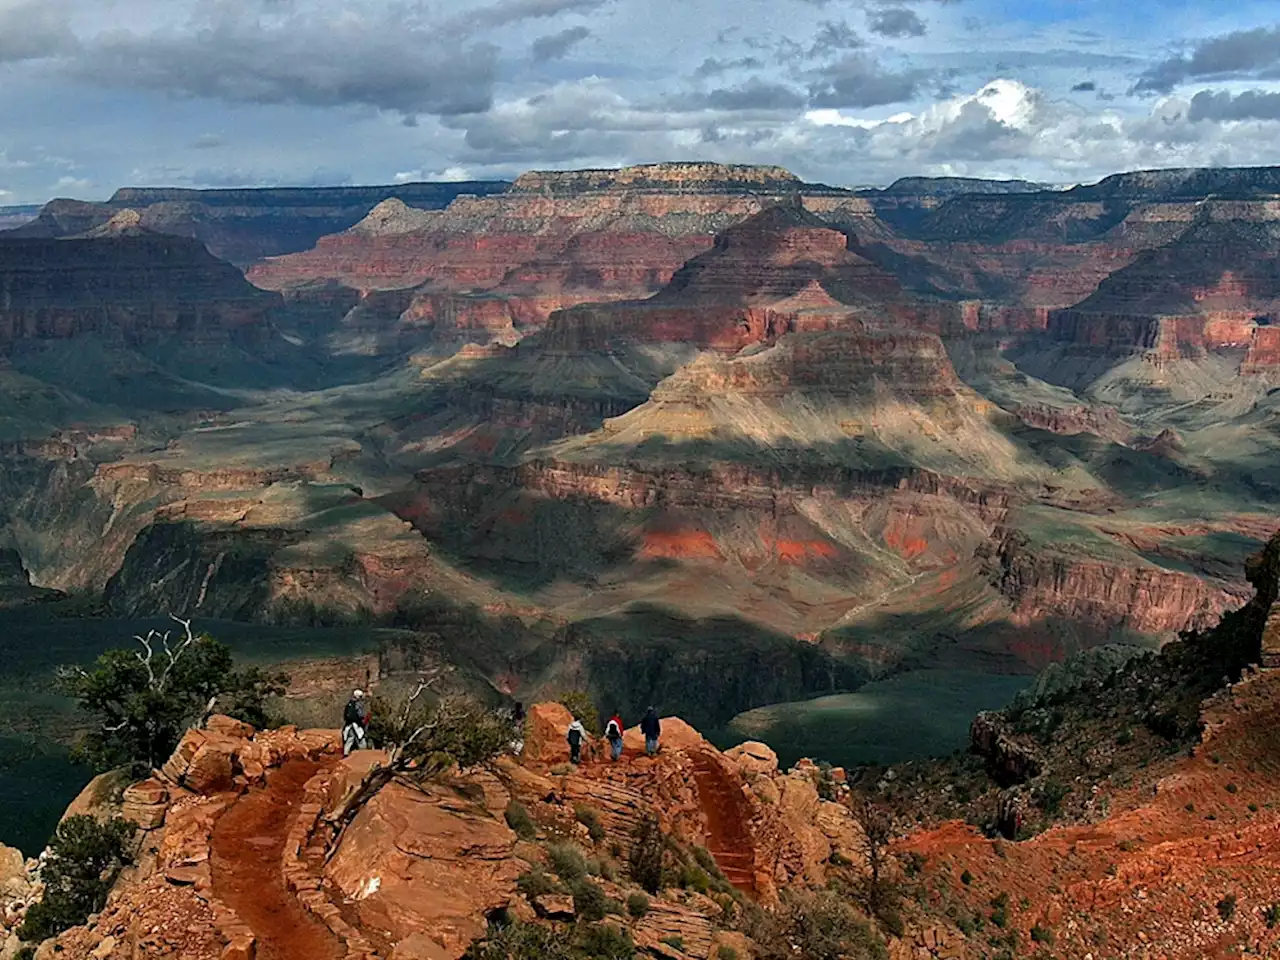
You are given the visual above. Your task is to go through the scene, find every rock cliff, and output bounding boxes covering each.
[0,227,281,346]
[7,181,510,266]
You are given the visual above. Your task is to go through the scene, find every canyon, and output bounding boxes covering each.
[3,161,1280,856]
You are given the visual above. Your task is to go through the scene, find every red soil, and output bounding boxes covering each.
[211,759,343,960]
[773,539,839,564]
[641,530,724,560]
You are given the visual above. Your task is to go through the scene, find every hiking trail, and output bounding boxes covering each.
[689,749,758,895]
[210,758,344,960]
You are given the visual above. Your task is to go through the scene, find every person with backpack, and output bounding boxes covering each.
[509,701,526,756]
[342,689,371,757]
[566,717,587,764]
[640,706,661,757]
[605,711,624,761]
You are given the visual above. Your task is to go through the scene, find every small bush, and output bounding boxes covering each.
[599,859,617,882]
[989,892,1010,929]
[575,804,607,843]
[505,802,537,841]
[571,879,622,922]
[661,936,685,950]
[516,867,562,899]
[1264,903,1280,928]
[19,815,137,942]
[1226,782,1238,794]
[902,851,927,877]
[715,948,740,960]
[548,842,589,883]
[626,892,650,918]
[1249,802,1259,813]
[576,923,635,960]
[1218,893,1237,922]
[462,920,573,960]
[1030,924,1055,945]
[629,816,666,894]
[778,891,888,960]
[960,869,973,886]
[1116,727,1133,746]
[678,862,712,893]
[1185,802,1195,813]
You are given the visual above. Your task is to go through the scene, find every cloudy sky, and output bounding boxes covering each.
[2,0,1280,202]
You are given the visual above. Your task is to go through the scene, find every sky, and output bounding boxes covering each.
[2,0,1280,202]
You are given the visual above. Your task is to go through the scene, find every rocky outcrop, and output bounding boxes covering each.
[987,530,1248,635]
[0,231,281,346]
[8,181,510,266]
[968,712,1042,787]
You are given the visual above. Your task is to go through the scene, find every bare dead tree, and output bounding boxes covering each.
[323,671,511,857]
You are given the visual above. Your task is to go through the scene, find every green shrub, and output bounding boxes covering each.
[462,919,573,960]
[1218,893,1237,922]
[626,892,650,918]
[19,816,137,942]
[679,862,712,893]
[715,948,740,960]
[576,923,635,960]
[782,891,887,960]
[629,816,666,894]
[989,892,1010,929]
[1185,802,1195,813]
[575,804,606,843]
[960,869,973,886]
[1249,802,1259,813]
[516,866,562,899]
[571,879,622,922]
[1265,903,1280,928]
[1030,924,1055,945]
[505,802,537,841]
[661,936,685,950]
[548,842,589,883]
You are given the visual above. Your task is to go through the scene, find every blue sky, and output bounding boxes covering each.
[2,0,1280,202]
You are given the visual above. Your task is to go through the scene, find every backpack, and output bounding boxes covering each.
[344,700,363,727]
[606,720,622,741]
[567,726,583,747]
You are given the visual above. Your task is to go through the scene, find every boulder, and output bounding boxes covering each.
[390,933,452,960]
[205,715,256,739]
[326,778,522,957]
[725,742,778,777]
[0,848,23,892]
[121,779,170,830]
[524,703,575,764]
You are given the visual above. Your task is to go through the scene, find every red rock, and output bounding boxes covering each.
[206,715,256,739]
[725,742,779,777]
[523,702,575,765]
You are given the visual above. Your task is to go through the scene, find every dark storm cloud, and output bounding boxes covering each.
[808,20,866,58]
[868,8,927,38]
[1071,81,1096,92]
[807,53,925,107]
[675,78,808,112]
[694,56,766,77]
[467,0,612,29]
[1134,25,1280,93]
[0,0,78,62]
[1188,89,1280,123]
[69,11,499,117]
[532,26,591,61]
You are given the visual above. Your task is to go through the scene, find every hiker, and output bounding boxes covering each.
[342,689,370,757]
[640,706,661,756]
[566,717,587,764]
[509,701,526,756]
[605,711,624,761]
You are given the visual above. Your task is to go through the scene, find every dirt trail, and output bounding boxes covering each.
[211,759,343,960]
[689,749,758,895]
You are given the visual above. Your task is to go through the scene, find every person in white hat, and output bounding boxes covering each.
[342,689,370,757]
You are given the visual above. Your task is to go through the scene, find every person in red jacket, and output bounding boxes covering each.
[605,712,624,761]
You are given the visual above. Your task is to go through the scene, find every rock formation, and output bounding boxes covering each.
[0,226,282,347]
[6,181,510,266]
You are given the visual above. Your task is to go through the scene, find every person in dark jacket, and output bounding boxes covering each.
[342,689,370,757]
[640,706,661,756]
[566,718,587,764]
